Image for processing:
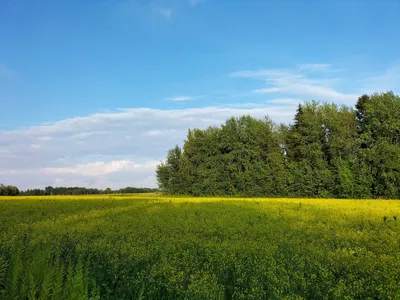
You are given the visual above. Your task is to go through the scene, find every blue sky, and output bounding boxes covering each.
[0,0,399,189]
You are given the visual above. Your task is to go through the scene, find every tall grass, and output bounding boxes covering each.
[1,195,400,299]
[0,241,99,300]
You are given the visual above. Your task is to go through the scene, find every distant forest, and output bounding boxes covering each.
[157,92,400,199]
[0,185,158,196]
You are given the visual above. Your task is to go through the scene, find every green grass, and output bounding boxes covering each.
[1,195,400,299]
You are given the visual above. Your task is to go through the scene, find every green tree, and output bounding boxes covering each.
[284,102,334,197]
[355,92,400,198]
[0,184,20,196]
[156,145,186,194]
[156,91,400,199]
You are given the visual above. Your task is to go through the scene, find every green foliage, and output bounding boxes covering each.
[157,91,400,199]
[0,184,19,196]
[157,116,286,197]
[355,91,400,198]
[156,145,185,194]
[20,186,158,196]
[0,241,98,299]
[1,196,400,299]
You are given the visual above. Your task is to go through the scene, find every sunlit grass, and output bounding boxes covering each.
[1,195,399,299]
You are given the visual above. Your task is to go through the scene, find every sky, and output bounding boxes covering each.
[1,0,400,189]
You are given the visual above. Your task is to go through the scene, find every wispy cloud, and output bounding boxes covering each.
[190,0,204,6]
[142,129,177,136]
[297,64,332,72]
[0,63,16,79]
[117,1,173,20]
[266,98,302,106]
[4,59,396,189]
[0,104,297,189]
[362,62,400,94]
[223,98,300,109]
[159,8,172,19]
[117,0,203,21]
[167,96,193,102]
[44,160,158,177]
[231,65,357,104]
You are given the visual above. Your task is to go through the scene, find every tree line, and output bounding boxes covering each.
[157,91,400,198]
[0,184,20,196]
[0,185,158,196]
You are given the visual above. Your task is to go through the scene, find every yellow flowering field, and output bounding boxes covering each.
[1,195,399,299]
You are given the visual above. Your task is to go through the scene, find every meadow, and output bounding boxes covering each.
[0,195,399,299]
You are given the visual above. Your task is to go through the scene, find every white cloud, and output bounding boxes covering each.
[362,63,400,94]
[190,0,204,6]
[159,8,172,19]
[5,62,394,190]
[223,98,300,109]
[297,64,332,72]
[0,105,297,189]
[0,63,16,79]
[142,129,177,136]
[117,1,173,21]
[167,96,193,101]
[0,161,159,189]
[44,160,158,177]
[231,66,357,104]
[266,98,302,106]
[254,88,281,93]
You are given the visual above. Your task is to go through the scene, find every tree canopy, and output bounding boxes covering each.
[0,184,20,196]
[157,91,400,198]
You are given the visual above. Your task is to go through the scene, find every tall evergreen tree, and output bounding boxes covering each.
[156,145,185,194]
[284,102,334,197]
[355,92,400,198]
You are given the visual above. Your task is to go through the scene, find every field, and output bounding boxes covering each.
[1,195,400,299]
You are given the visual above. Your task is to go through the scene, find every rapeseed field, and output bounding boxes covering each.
[1,195,399,299]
